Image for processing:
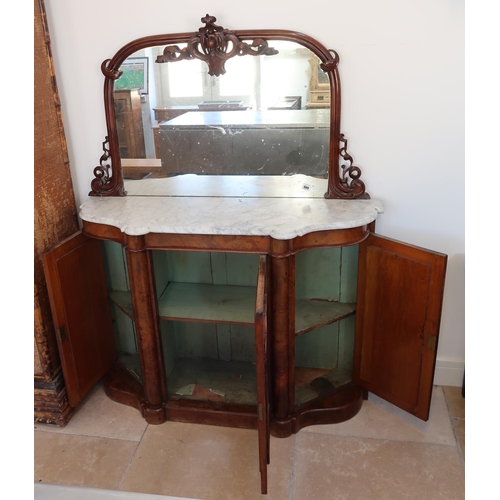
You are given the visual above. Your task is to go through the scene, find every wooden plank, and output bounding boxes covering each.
[229,325,256,362]
[216,324,232,361]
[110,303,137,354]
[295,248,341,300]
[102,241,129,292]
[225,253,260,286]
[160,320,177,376]
[167,251,213,284]
[173,321,218,359]
[109,290,134,319]
[158,282,257,325]
[354,233,447,421]
[337,316,356,371]
[340,245,358,302]
[295,299,356,335]
[210,252,228,285]
[42,232,116,408]
[152,250,170,295]
[295,323,339,370]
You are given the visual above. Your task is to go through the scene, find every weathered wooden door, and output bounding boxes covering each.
[255,254,270,494]
[42,231,117,408]
[354,233,447,421]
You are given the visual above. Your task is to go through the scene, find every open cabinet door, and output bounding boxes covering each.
[255,255,270,494]
[354,233,447,421]
[42,231,117,409]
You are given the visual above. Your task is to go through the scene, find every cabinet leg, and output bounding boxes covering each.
[126,237,167,421]
[270,244,294,423]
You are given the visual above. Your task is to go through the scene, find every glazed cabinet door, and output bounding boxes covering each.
[42,231,117,408]
[255,255,270,495]
[354,233,447,421]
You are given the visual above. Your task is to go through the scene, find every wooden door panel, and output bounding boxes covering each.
[42,231,116,408]
[255,254,270,494]
[354,234,447,420]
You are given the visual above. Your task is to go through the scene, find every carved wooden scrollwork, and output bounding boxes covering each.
[336,134,369,199]
[319,50,339,72]
[90,138,125,196]
[156,14,277,76]
[90,14,369,199]
[101,59,123,80]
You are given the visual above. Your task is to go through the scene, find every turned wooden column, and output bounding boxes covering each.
[270,239,295,437]
[125,235,167,423]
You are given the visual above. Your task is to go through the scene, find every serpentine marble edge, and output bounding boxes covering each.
[79,175,384,239]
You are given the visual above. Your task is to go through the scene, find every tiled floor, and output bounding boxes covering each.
[34,384,465,499]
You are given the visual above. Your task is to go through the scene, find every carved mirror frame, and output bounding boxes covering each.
[90,14,368,199]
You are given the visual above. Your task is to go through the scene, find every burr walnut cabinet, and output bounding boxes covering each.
[42,15,447,494]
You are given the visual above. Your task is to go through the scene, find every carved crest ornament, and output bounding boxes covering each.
[156,14,279,76]
[91,14,368,199]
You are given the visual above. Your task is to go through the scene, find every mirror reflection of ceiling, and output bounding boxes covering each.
[112,41,331,180]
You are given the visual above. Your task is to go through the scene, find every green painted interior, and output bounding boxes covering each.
[101,241,359,401]
[293,246,358,406]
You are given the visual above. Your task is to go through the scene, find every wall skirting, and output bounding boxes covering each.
[433,358,465,387]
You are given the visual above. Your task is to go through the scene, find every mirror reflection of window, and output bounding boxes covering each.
[218,56,255,102]
[168,59,204,98]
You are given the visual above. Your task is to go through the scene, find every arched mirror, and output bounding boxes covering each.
[90,15,368,199]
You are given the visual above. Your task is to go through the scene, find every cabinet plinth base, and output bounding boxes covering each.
[103,363,167,425]
[271,383,364,437]
[292,383,364,433]
[166,399,258,429]
[102,365,364,433]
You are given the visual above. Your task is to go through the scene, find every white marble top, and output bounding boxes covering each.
[80,175,383,239]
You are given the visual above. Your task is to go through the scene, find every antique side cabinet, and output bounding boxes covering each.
[42,15,447,494]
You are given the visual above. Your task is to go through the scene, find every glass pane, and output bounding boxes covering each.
[169,59,204,97]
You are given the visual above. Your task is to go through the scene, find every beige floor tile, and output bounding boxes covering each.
[34,384,148,441]
[292,432,464,500]
[35,431,138,490]
[302,386,455,445]
[120,421,295,500]
[453,418,465,461]
[443,386,465,419]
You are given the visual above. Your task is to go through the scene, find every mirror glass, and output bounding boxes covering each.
[112,41,331,181]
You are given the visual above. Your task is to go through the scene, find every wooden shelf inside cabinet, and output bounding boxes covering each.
[295,300,356,336]
[158,282,257,325]
[111,289,356,332]
[110,283,257,325]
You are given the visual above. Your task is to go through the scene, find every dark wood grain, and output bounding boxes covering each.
[354,233,447,420]
[42,232,117,408]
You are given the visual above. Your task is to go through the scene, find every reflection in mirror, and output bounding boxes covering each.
[112,41,330,181]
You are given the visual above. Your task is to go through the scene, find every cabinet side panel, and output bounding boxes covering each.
[111,305,137,354]
[152,250,170,295]
[161,320,177,376]
[295,323,338,370]
[340,245,358,303]
[102,241,129,292]
[338,316,356,371]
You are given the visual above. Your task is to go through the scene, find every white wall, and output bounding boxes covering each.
[43,0,465,385]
